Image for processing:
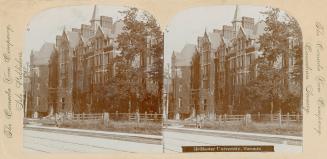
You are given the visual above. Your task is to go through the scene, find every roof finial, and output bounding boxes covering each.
[204,27,208,37]
[233,4,240,21]
[91,5,99,22]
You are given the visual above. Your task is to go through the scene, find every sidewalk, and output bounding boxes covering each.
[164,126,302,146]
[24,124,162,145]
[26,124,161,138]
[166,126,302,140]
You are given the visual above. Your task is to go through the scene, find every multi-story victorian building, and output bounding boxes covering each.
[48,47,59,115]
[169,44,195,119]
[72,10,121,113]
[28,42,54,117]
[215,5,266,114]
[48,5,159,114]
[196,30,220,119]
[171,5,268,119]
[47,5,122,113]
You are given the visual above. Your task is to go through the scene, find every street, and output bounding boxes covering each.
[23,125,302,153]
[23,129,163,153]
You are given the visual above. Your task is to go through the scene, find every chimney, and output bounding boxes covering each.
[81,24,92,37]
[56,35,61,47]
[100,16,113,31]
[213,29,222,36]
[242,17,255,31]
[222,25,233,40]
[72,28,81,33]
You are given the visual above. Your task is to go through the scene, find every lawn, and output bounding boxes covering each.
[60,120,162,135]
[200,121,302,136]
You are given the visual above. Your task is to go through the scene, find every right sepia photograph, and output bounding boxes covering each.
[163,5,303,153]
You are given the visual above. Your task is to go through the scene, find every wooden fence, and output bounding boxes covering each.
[72,113,104,120]
[165,113,302,128]
[214,113,302,123]
[67,112,162,122]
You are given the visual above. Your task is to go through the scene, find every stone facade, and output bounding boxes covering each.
[28,42,54,117]
[170,5,268,119]
[169,44,195,119]
[215,6,266,114]
[48,5,158,114]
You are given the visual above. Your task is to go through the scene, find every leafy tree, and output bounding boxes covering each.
[146,14,164,114]
[114,8,163,113]
[243,8,302,114]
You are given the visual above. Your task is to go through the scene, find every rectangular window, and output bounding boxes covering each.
[178,98,182,108]
[100,54,103,65]
[36,96,39,106]
[62,98,65,110]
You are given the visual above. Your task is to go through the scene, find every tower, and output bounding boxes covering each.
[90,5,100,34]
[202,29,210,90]
[232,5,242,37]
[171,51,176,78]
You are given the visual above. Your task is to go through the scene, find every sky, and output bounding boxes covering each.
[23,5,128,65]
[164,5,269,68]
[24,5,270,67]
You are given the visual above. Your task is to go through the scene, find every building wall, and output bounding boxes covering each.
[171,65,192,119]
[48,49,59,115]
[48,8,159,114]
[197,32,216,118]
[57,33,73,113]
[29,65,49,117]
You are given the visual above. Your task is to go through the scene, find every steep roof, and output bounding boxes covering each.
[112,20,124,38]
[208,31,221,50]
[175,44,196,66]
[111,20,125,48]
[253,20,266,38]
[66,31,80,48]
[32,42,55,65]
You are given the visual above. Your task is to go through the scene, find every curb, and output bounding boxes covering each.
[164,127,302,146]
[25,125,162,145]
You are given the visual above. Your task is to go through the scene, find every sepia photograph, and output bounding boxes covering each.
[163,5,303,153]
[22,5,164,153]
[3,0,327,158]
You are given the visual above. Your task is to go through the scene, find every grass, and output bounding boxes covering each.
[60,120,162,135]
[200,121,302,136]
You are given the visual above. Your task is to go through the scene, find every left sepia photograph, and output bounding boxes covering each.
[23,5,164,153]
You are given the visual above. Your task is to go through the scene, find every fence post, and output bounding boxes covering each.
[224,114,227,122]
[258,112,261,121]
[136,112,140,123]
[278,112,282,128]
[244,114,251,126]
[103,112,109,128]
[248,114,252,124]
[154,112,157,120]
[287,112,290,125]
[270,113,273,122]
[82,112,85,121]
[145,111,148,121]
[244,114,247,126]
[296,112,300,122]
[218,114,221,124]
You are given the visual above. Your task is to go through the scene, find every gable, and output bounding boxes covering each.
[237,26,247,39]
[95,26,105,37]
